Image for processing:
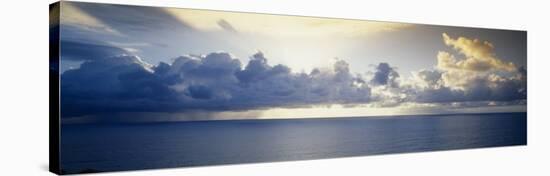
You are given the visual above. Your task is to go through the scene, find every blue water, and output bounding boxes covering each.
[60,112,526,174]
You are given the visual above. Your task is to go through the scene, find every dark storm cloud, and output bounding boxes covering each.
[61,51,373,117]
[371,63,400,87]
[61,55,178,117]
[235,52,290,83]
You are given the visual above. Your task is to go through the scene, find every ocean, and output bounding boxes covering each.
[60,112,526,174]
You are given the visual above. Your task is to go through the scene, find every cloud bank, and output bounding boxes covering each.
[61,50,373,117]
[60,34,526,119]
[407,34,526,103]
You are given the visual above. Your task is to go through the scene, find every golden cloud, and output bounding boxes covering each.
[437,33,516,72]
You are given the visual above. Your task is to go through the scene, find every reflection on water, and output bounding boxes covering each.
[60,112,526,174]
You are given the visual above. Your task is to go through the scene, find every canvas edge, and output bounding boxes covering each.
[49,1,62,175]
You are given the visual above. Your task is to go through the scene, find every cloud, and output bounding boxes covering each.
[404,72,526,104]
[61,55,169,117]
[235,52,291,83]
[59,1,194,37]
[59,32,525,121]
[403,34,526,103]
[438,33,516,72]
[371,63,400,87]
[61,51,373,118]
[60,2,120,35]
[414,69,442,88]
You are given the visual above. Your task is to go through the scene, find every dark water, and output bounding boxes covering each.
[60,112,526,174]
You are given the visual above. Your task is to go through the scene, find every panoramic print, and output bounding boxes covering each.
[50,1,526,174]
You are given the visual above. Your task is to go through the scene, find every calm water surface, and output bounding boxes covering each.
[60,112,526,174]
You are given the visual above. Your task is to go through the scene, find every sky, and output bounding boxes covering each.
[53,1,527,123]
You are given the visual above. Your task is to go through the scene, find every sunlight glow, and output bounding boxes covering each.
[164,8,412,38]
[164,7,412,73]
[258,104,416,119]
